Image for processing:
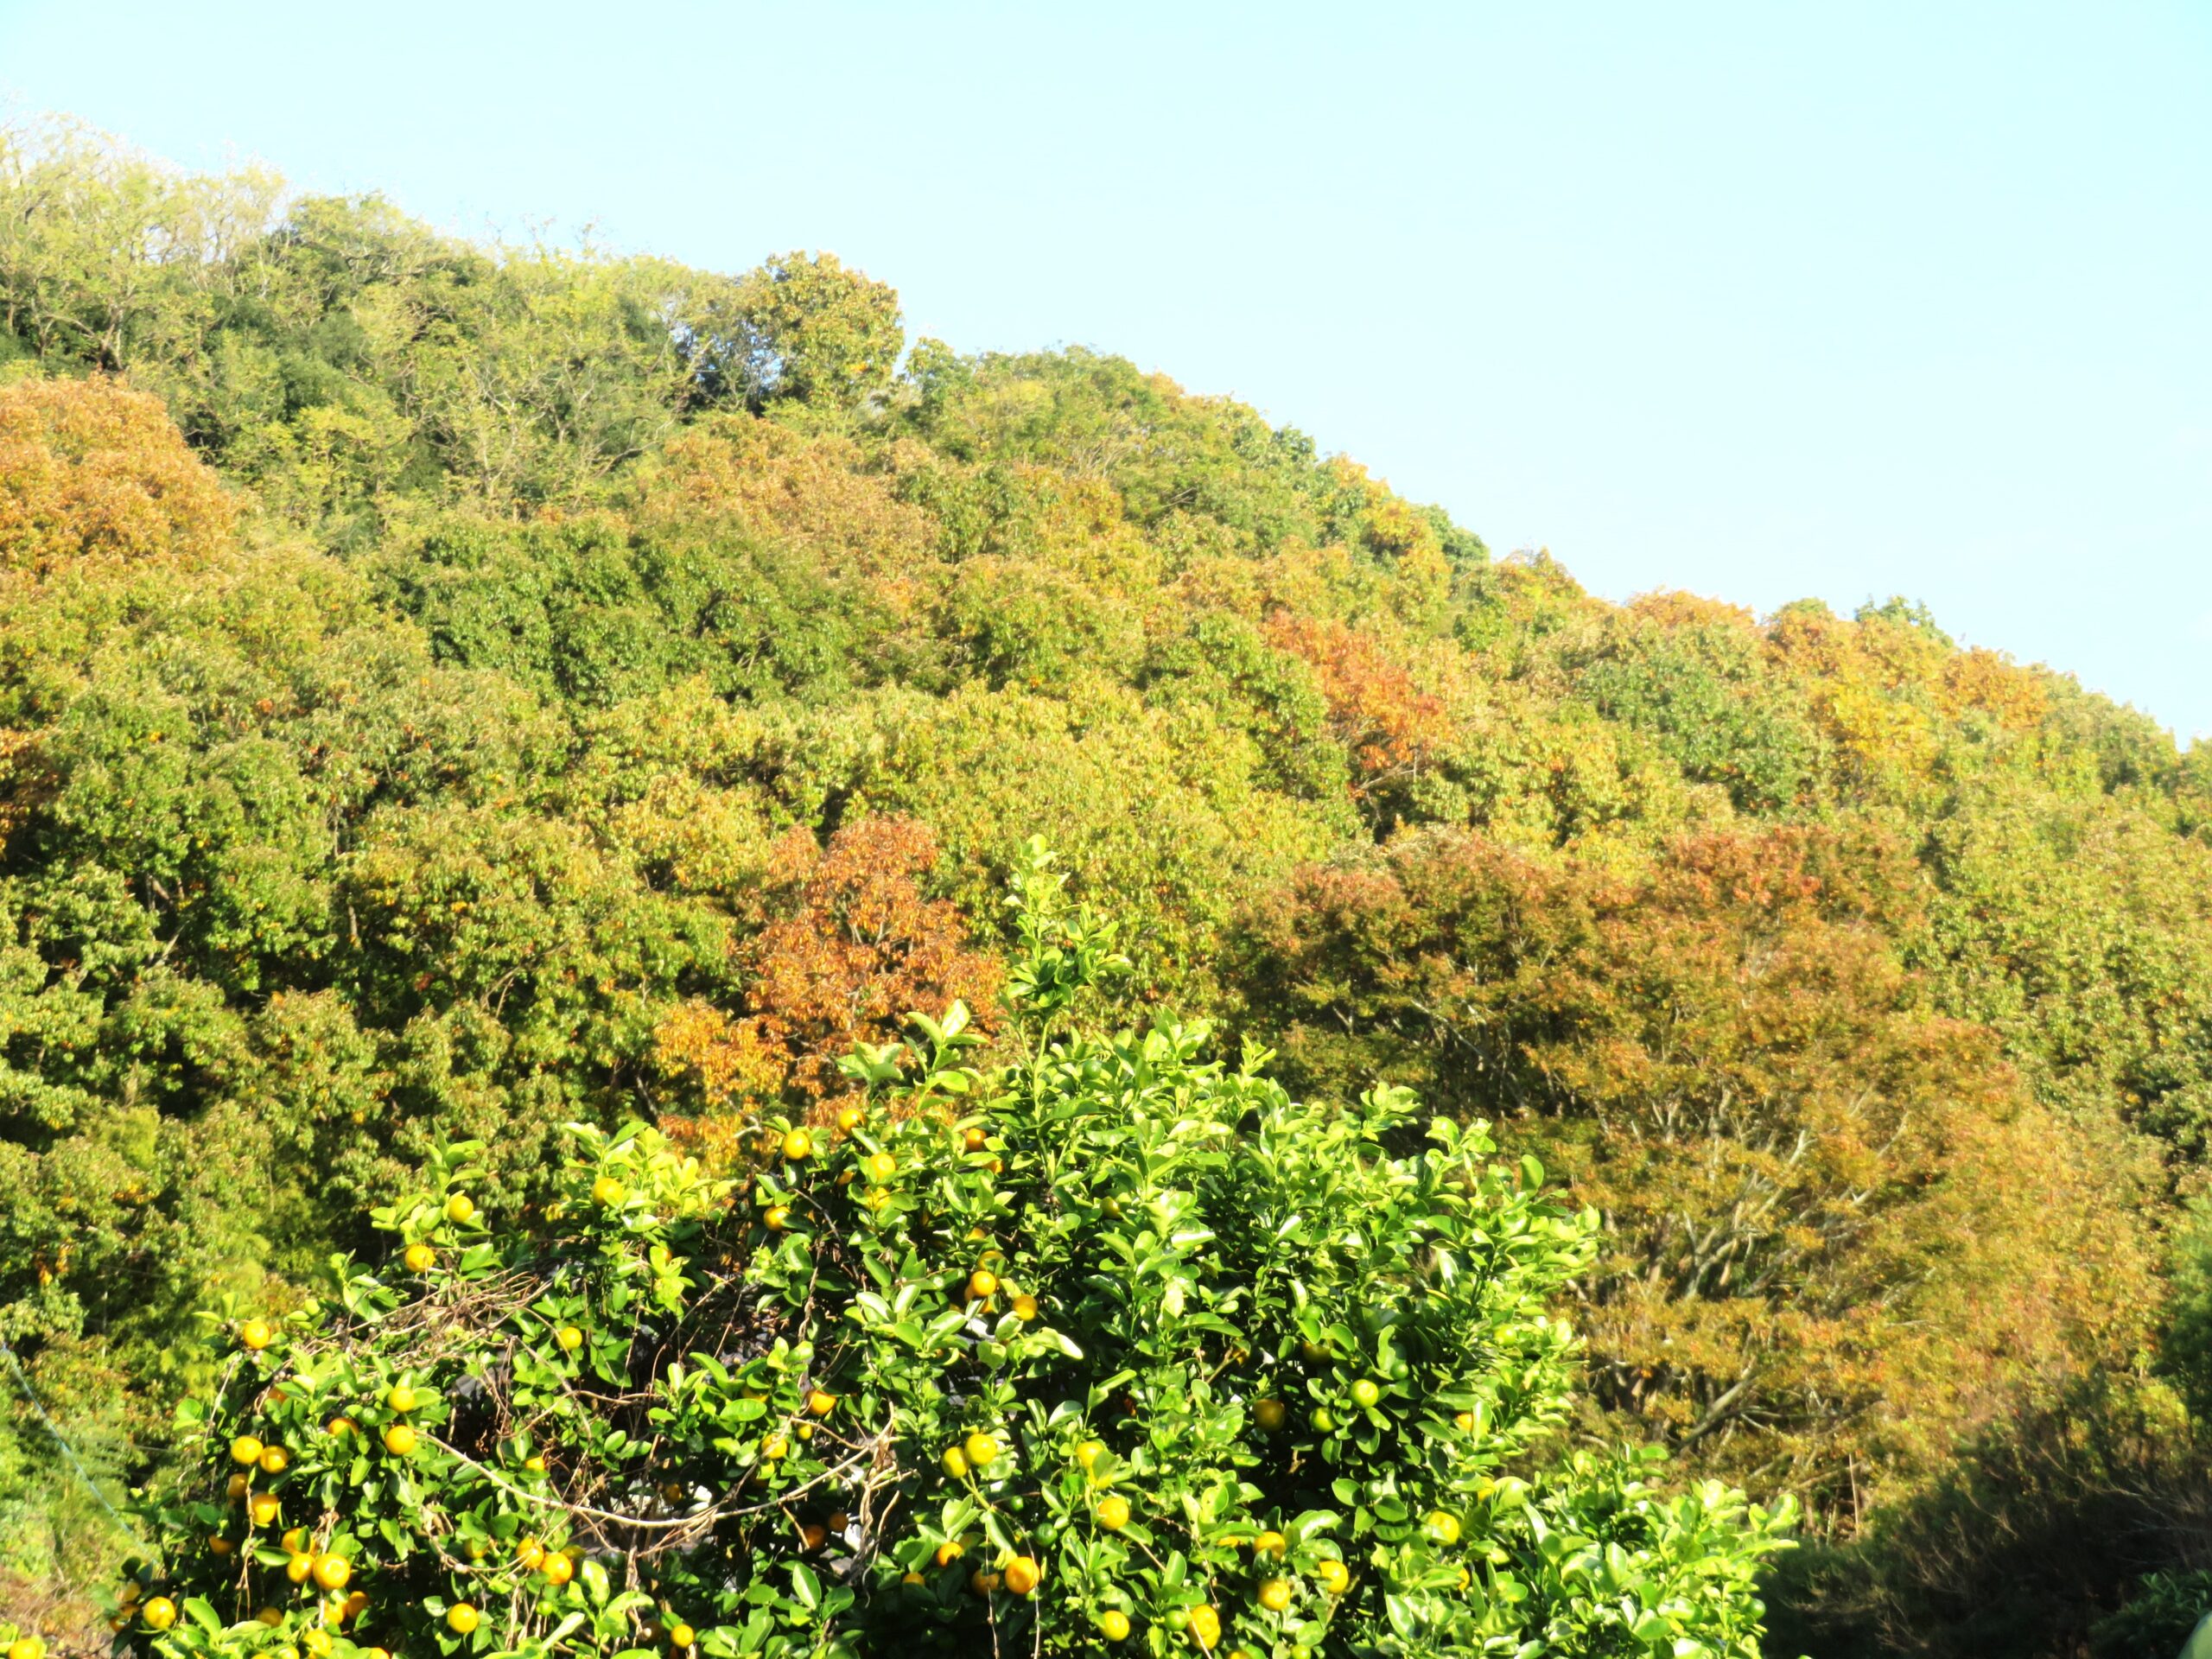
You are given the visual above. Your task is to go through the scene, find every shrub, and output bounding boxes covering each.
[120,855,1796,1659]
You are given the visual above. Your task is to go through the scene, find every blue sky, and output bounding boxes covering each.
[3,0,2207,739]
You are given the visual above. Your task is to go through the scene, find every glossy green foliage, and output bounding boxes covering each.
[121,856,1794,1659]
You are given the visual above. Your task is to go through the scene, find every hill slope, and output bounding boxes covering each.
[5,116,2212,1655]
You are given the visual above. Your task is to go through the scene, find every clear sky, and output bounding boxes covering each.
[3,0,2207,739]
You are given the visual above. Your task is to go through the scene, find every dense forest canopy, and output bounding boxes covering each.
[3,112,2212,1656]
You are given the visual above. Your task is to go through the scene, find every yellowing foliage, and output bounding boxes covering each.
[0,376,234,572]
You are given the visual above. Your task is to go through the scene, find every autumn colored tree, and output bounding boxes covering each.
[1262,613,1447,825]
[1236,823,2161,1529]
[0,376,235,573]
[653,817,1002,1156]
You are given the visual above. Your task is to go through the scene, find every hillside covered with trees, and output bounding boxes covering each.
[4,114,2212,1656]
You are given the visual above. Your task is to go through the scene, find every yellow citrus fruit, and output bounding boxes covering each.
[1254,1529,1287,1556]
[209,1536,233,1556]
[517,1536,545,1568]
[835,1104,864,1133]
[541,1554,574,1586]
[941,1446,969,1478]
[1452,1410,1477,1433]
[1011,1294,1039,1320]
[806,1389,836,1417]
[1259,1579,1293,1611]
[968,1569,1001,1597]
[239,1319,273,1351]
[760,1433,789,1461]
[444,1193,475,1224]
[286,1553,314,1583]
[385,1383,417,1413]
[343,1592,367,1619]
[1318,1560,1351,1595]
[10,1639,48,1659]
[313,1554,352,1591]
[142,1599,177,1631]
[967,1268,999,1300]
[255,1609,283,1627]
[1254,1398,1287,1433]
[404,1243,435,1272]
[764,1205,790,1231]
[382,1424,417,1457]
[249,1492,281,1527]
[446,1604,479,1635]
[327,1416,357,1439]
[782,1129,813,1161]
[304,1631,334,1658]
[668,1625,694,1649]
[1096,1494,1130,1530]
[800,1522,827,1550]
[231,1435,264,1465]
[827,1510,849,1530]
[226,1472,250,1500]
[1188,1605,1221,1649]
[935,1539,965,1566]
[963,1128,987,1152]
[257,1445,289,1475]
[592,1175,626,1205]
[864,1153,896,1183]
[1100,1610,1131,1642]
[282,1525,308,1551]
[1002,1555,1041,1595]
[1351,1379,1382,1408]
[556,1325,583,1352]
[1425,1510,1461,1546]
[524,1454,547,1473]
[963,1432,1000,1469]
[1076,1439,1106,1470]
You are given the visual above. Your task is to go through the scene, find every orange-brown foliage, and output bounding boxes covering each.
[655,817,1003,1163]
[1238,823,2159,1528]
[0,375,236,573]
[1262,613,1446,793]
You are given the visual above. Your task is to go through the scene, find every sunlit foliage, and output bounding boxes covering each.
[3,113,2211,1656]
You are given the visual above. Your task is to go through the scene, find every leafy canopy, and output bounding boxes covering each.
[120,848,1794,1659]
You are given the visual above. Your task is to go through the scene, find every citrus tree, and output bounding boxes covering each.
[116,843,1796,1659]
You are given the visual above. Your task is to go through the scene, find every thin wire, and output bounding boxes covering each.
[0,1332,143,1540]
